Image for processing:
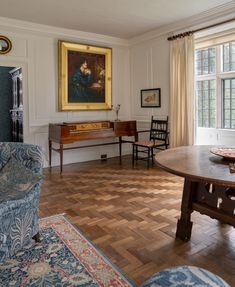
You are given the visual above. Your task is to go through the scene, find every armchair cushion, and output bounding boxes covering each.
[0,157,43,203]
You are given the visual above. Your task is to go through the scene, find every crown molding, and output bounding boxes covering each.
[0,2,234,48]
[0,16,129,47]
[129,2,235,46]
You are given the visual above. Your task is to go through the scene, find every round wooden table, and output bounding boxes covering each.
[155,145,235,241]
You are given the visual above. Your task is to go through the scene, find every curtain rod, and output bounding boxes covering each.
[167,17,235,41]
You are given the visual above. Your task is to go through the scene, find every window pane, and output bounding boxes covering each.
[224,99,230,109]
[224,109,230,120]
[232,79,235,89]
[196,50,201,60]
[223,42,235,72]
[210,109,216,118]
[195,48,216,75]
[209,48,215,57]
[223,63,230,72]
[198,98,202,109]
[232,62,235,71]
[224,120,230,129]
[210,90,215,99]
[202,81,208,89]
[224,89,230,98]
[196,80,216,128]
[210,80,216,89]
[232,110,235,118]
[222,78,235,129]
[202,50,208,58]
[210,118,215,128]
[232,89,235,98]
[210,99,215,109]
[196,81,201,90]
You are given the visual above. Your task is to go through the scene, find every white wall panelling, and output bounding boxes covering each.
[130,36,170,129]
[0,18,131,167]
[1,8,235,167]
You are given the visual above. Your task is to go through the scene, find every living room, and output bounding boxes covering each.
[0,1,235,286]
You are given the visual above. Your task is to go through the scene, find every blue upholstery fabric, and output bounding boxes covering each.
[141,265,229,287]
[0,157,43,203]
[0,143,43,263]
[0,143,11,170]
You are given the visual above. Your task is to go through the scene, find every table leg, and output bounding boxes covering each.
[176,178,197,241]
[60,144,63,174]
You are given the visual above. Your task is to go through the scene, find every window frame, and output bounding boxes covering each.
[195,43,235,130]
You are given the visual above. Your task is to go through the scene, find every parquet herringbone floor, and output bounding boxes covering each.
[40,156,235,286]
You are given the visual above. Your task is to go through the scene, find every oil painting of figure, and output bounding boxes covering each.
[68,51,106,103]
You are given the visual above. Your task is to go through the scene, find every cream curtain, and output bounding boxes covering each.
[169,35,195,148]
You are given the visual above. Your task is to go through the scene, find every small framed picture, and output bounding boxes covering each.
[141,88,161,108]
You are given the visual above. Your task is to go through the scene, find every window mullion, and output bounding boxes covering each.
[208,80,211,127]
[230,79,232,129]
[229,43,232,71]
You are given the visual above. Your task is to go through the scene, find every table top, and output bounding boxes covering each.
[155,145,235,187]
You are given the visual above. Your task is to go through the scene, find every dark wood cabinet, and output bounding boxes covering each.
[9,67,23,142]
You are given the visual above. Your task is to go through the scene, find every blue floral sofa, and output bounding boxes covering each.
[0,142,43,263]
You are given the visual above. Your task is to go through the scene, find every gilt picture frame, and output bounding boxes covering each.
[58,40,112,111]
[141,88,161,108]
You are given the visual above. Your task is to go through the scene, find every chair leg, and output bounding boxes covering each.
[151,147,154,166]
[147,148,150,169]
[136,145,138,160]
[132,144,135,166]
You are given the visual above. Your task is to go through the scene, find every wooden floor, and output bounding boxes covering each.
[40,156,235,286]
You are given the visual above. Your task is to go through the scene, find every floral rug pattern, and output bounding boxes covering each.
[0,215,133,287]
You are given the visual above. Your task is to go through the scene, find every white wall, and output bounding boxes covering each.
[130,36,170,133]
[0,18,131,167]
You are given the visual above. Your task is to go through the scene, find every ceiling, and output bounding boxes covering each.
[0,0,233,39]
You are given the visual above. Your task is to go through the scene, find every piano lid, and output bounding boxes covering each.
[63,120,111,131]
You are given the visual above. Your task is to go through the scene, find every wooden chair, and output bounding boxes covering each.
[132,116,169,168]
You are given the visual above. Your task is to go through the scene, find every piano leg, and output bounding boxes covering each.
[119,136,122,162]
[60,144,63,173]
[49,140,52,168]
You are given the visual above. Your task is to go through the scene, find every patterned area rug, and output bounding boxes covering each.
[0,214,134,287]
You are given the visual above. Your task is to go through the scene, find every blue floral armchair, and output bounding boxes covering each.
[0,142,43,263]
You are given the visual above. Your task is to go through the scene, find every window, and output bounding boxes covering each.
[195,40,235,129]
[223,42,235,72]
[197,80,216,128]
[196,48,216,75]
[223,78,235,129]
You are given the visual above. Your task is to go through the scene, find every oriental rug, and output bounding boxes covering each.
[0,214,134,287]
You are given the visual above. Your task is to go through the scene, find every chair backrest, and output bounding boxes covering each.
[150,116,168,142]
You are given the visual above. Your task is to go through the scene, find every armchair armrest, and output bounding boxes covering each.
[6,143,43,174]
